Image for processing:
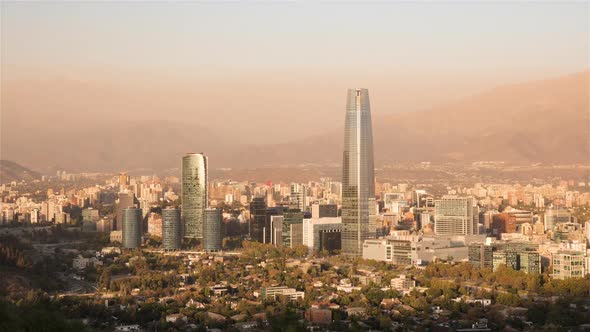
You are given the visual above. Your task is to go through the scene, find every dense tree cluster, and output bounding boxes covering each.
[0,235,31,269]
[422,262,590,298]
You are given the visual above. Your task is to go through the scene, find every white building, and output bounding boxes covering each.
[362,239,392,262]
[302,217,342,251]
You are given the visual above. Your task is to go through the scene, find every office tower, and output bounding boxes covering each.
[312,204,338,219]
[492,250,541,274]
[203,208,222,252]
[182,153,208,239]
[412,190,427,208]
[270,215,284,246]
[519,252,541,274]
[249,197,267,242]
[96,218,112,233]
[319,230,341,253]
[283,209,304,248]
[82,208,100,222]
[480,210,499,233]
[290,183,308,211]
[468,243,493,269]
[502,207,533,224]
[115,192,135,231]
[543,208,571,231]
[119,172,130,186]
[162,207,182,250]
[122,207,142,249]
[492,251,520,272]
[434,196,476,236]
[491,213,517,236]
[341,88,375,256]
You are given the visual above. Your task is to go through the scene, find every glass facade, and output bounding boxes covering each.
[122,207,142,249]
[249,197,267,243]
[182,153,208,239]
[341,88,375,256]
[283,209,303,248]
[115,192,135,231]
[162,207,182,250]
[203,208,222,252]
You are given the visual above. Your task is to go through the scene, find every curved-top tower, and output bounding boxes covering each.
[341,88,375,256]
[182,153,208,239]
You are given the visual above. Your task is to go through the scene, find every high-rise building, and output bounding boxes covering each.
[552,251,586,279]
[203,208,222,252]
[82,208,100,222]
[491,213,517,236]
[96,218,112,233]
[341,88,375,256]
[122,207,142,249]
[119,172,130,186]
[115,192,135,231]
[182,153,208,239]
[290,184,308,211]
[162,207,182,250]
[543,208,571,231]
[311,204,338,219]
[468,243,493,269]
[434,196,476,236]
[492,251,519,272]
[249,197,267,242]
[270,215,284,246]
[283,209,304,248]
[492,250,541,274]
[519,252,541,274]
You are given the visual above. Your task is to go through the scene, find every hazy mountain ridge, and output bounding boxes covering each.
[245,70,589,166]
[1,70,588,173]
[0,160,41,183]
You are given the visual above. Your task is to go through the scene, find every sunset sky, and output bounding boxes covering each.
[1,1,589,143]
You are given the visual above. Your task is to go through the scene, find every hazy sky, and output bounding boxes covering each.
[2,0,589,143]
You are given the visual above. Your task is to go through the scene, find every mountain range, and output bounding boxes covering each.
[1,70,588,174]
[0,160,41,183]
[237,70,589,167]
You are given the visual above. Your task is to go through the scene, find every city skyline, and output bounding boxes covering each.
[0,2,589,330]
[1,1,588,163]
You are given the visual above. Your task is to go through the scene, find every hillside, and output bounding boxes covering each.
[243,70,590,166]
[0,160,41,184]
[1,70,588,172]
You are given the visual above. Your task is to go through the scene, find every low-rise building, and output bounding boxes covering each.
[110,230,122,243]
[391,274,416,292]
[72,255,102,270]
[259,286,304,301]
[305,307,332,326]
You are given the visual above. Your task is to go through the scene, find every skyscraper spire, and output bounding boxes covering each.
[341,88,376,256]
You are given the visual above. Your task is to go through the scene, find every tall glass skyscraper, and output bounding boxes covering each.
[162,207,182,250]
[341,88,375,256]
[182,153,208,239]
[249,197,267,243]
[122,207,142,249]
[203,208,222,252]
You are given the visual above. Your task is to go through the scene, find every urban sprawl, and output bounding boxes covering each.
[1,89,589,332]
